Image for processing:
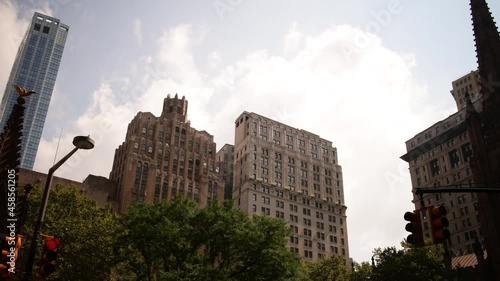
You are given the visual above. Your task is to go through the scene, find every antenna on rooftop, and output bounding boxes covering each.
[53,127,63,165]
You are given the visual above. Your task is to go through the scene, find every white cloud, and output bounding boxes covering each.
[133,18,142,46]
[33,22,453,263]
[283,21,303,55]
[207,51,221,69]
[35,82,134,181]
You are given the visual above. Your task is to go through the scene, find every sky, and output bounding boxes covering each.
[1,0,499,264]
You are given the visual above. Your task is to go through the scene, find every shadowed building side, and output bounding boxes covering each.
[216,144,234,200]
[466,0,500,279]
[401,101,484,258]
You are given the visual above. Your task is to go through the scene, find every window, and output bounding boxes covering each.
[34,23,41,31]
[462,143,472,162]
[261,156,268,165]
[430,159,440,177]
[43,26,50,33]
[276,200,284,208]
[449,149,460,168]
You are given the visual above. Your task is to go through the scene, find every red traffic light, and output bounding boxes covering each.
[44,238,60,252]
[39,236,61,278]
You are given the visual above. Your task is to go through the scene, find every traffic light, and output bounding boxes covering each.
[404,210,424,247]
[38,236,61,278]
[0,234,22,276]
[428,205,450,244]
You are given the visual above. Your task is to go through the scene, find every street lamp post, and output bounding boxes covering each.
[22,136,94,281]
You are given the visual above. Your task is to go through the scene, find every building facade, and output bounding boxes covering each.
[216,144,234,200]
[232,112,349,263]
[0,12,69,170]
[109,94,223,213]
[450,70,481,110]
[401,104,483,257]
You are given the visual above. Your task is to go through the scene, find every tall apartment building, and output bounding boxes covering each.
[450,70,481,110]
[401,105,483,256]
[216,144,234,200]
[232,112,349,263]
[0,12,69,170]
[109,94,223,213]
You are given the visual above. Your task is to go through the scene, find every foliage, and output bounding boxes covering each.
[371,241,447,281]
[19,184,117,280]
[350,261,372,281]
[303,254,350,281]
[113,199,301,280]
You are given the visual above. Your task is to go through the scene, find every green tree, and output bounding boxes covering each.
[303,254,350,281]
[113,199,301,281]
[350,261,372,281]
[112,198,200,280]
[19,184,117,280]
[371,242,447,281]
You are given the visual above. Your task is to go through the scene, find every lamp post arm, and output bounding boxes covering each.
[49,146,79,174]
[22,146,79,280]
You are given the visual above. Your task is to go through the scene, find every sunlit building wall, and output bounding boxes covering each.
[232,111,350,263]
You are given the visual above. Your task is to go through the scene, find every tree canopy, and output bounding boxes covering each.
[16,184,474,281]
[19,184,117,280]
[370,242,448,281]
[113,199,301,281]
[303,254,350,281]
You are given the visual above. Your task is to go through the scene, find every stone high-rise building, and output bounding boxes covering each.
[400,104,483,257]
[216,144,234,200]
[232,112,349,263]
[450,70,481,110]
[0,12,69,170]
[109,94,223,213]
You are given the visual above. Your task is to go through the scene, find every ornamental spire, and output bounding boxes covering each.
[470,0,500,89]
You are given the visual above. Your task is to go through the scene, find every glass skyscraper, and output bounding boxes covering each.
[0,12,68,170]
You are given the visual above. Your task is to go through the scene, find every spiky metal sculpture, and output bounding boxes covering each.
[0,85,36,235]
